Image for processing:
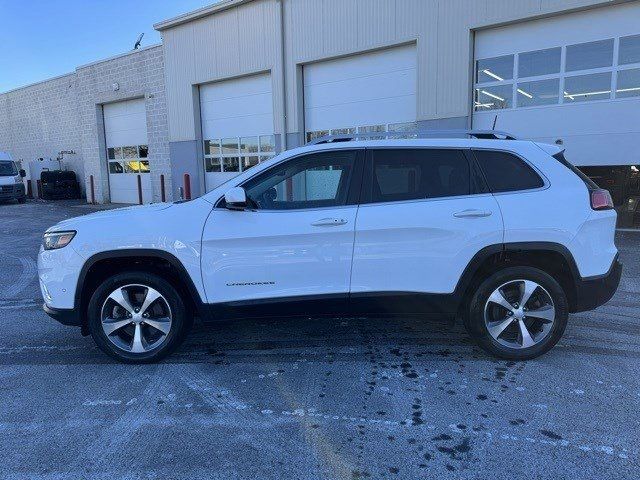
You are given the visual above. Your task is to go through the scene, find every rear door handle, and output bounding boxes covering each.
[311,218,348,227]
[453,209,492,218]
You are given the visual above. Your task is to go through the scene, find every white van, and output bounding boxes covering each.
[0,152,27,204]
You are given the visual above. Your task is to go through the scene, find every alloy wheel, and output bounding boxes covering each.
[483,279,556,349]
[100,284,173,353]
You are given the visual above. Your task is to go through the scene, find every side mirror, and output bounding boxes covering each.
[19,169,26,178]
[224,187,248,210]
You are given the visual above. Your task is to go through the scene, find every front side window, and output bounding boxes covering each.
[242,150,357,210]
[474,150,544,193]
[366,149,470,204]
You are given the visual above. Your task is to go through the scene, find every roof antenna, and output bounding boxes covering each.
[492,114,498,130]
[134,33,144,50]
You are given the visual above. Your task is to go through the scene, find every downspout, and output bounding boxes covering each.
[277,0,287,152]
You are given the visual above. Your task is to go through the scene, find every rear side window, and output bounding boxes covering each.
[366,149,470,203]
[474,150,544,193]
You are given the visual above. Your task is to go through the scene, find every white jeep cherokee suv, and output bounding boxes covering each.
[38,134,622,363]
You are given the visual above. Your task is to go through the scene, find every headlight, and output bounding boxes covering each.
[14,175,22,184]
[43,231,76,250]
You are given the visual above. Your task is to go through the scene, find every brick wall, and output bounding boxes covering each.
[0,45,171,203]
[0,74,84,195]
[76,45,171,203]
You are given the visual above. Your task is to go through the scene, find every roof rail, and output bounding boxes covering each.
[306,129,518,145]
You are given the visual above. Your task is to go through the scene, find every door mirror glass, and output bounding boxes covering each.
[19,169,26,178]
[224,187,247,210]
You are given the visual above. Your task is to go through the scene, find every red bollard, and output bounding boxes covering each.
[90,175,95,204]
[27,180,33,199]
[137,175,143,205]
[36,180,42,199]
[183,173,191,200]
[160,174,166,202]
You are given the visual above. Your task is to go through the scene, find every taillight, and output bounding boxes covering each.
[590,188,614,210]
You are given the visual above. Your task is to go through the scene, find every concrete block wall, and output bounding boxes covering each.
[0,74,84,195]
[0,45,170,204]
[76,45,171,204]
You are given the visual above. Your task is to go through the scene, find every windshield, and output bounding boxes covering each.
[0,161,18,176]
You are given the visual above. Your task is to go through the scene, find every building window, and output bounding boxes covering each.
[564,72,612,102]
[203,134,276,173]
[107,145,149,173]
[619,34,640,65]
[565,39,614,72]
[474,84,513,111]
[205,157,221,173]
[516,79,560,107]
[474,33,640,112]
[305,122,418,144]
[616,68,640,98]
[476,55,514,83]
[518,47,561,78]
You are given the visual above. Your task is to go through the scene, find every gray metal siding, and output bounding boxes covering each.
[161,0,621,142]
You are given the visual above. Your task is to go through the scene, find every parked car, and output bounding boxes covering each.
[0,152,27,204]
[38,133,622,363]
[40,170,80,200]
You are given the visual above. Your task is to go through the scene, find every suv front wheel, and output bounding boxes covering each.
[467,267,568,360]
[87,271,190,363]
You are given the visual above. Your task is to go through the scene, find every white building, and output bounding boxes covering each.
[1,0,639,217]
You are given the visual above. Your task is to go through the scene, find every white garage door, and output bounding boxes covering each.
[200,73,276,192]
[104,98,151,204]
[303,44,417,142]
[472,2,640,166]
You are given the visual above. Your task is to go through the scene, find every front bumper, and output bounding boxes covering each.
[574,255,622,312]
[43,304,81,326]
[0,183,25,201]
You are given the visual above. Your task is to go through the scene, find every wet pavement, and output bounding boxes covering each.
[1,199,639,479]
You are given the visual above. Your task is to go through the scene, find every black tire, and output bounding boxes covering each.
[467,266,568,360]
[17,197,26,204]
[87,271,191,363]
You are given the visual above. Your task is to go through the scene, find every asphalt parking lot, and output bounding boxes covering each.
[1,200,639,480]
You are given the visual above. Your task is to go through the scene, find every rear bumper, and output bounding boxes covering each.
[574,255,622,312]
[43,304,81,326]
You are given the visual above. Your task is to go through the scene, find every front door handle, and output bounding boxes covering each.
[311,218,348,227]
[453,209,492,218]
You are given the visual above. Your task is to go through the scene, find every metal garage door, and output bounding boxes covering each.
[303,44,417,143]
[200,73,276,192]
[472,2,640,167]
[104,98,151,204]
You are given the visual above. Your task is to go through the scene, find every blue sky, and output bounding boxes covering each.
[0,0,216,92]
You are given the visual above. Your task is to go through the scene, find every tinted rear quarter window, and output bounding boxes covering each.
[474,150,544,193]
[367,149,470,203]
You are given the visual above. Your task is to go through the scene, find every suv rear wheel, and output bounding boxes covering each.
[467,267,568,360]
[87,271,190,363]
